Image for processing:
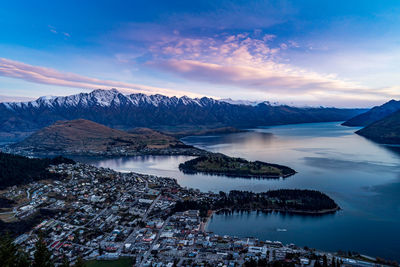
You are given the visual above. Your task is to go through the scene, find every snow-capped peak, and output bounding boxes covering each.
[220,98,284,106]
[89,88,122,106]
[220,98,264,106]
[1,89,225,110]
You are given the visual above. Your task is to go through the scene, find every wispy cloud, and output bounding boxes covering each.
[48,25,70,38]
[0,58,204,98]
[146,33,397,101]
[48,25,58,34]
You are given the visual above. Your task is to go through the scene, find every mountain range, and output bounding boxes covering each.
[338,99,400,144]
[0,89,366,142]
[342,99,400,126]
[356,110,400,144]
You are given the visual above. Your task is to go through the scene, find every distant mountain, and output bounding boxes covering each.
[356,110,400,144]
[8,119,203,156]
[221,98,289,107]
[342,99,400,126]
[163,126,246,138]
[0,89,367,142]
[220,98,279,106]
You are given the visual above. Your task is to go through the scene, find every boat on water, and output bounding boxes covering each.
[276,228,287,232]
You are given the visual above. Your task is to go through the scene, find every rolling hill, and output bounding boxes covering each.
[8,119,204,156]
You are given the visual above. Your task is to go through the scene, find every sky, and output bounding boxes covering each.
[1,0,400,107]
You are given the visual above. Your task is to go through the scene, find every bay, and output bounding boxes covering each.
[80,122,400,260]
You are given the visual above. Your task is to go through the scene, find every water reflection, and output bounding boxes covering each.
[82,122,400,260]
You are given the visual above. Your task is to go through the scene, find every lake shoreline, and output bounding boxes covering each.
[214,206,341,216]
[54,122,400,261]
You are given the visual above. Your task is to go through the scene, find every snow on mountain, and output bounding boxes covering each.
[0,88,367,143]
[1,89,353,112]
[2,89,223,110]
[220,98,260,106]
[220,98,283,106]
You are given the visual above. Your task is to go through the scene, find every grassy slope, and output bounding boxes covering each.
[12,119,183,153]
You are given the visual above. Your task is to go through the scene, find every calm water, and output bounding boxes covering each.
[80,122,400,260]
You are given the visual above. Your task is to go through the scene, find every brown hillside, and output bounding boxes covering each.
[12,119,184,154]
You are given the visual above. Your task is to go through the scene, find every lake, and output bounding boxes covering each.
[80,122,400,260]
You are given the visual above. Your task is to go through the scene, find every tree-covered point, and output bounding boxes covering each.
[0,152,75,189]
[179,153,295,178]
[173,189,339,215]
[217,189,339,213]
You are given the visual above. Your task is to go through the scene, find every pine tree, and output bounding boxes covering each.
[15,251,30,267]
[74,256,86,267]
[322,255,328,267]
[0,234,31,267]
[60,256,70,267]
[32,233,54,267]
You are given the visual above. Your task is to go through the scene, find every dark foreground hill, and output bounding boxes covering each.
[0,152,74,189]
[0,89,366,142]
[342,99,400,127]
[8,119,204,156]
[356,110,400,144]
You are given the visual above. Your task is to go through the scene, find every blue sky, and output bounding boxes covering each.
[1,0,400,107]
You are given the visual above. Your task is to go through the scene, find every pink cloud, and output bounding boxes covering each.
[0,58,203,98]
[147,33,396,101]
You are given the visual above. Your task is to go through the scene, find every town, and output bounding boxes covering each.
[1,163,392,266]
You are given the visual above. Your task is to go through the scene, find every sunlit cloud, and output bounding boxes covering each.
[0,58,205,98]
[146,33,398,101]
[2,1,400,107]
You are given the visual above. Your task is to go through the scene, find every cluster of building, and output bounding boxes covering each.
[4,163,382,266]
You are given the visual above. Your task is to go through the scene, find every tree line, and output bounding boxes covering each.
[0,152,74,189]
[173,189,339,217]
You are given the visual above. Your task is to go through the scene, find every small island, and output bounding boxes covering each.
[179,153,296,178]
